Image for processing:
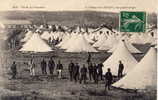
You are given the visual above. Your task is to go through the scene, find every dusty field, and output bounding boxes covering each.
[0,44,156,100]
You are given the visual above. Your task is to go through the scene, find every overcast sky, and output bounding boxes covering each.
[0,0,157,12]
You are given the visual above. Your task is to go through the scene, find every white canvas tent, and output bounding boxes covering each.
[19,33,52,52]
[93,27,111,34]
[108,40,142,53]
[112,47,157,90]
[56,34,71,47]
[84,33,95,44]
[129,33,145,44]
[102,40,138,75]
[60,34,78,49]
[65,34,97,52]
[41,31,51,40]
[98,35,118,51]
[21,30,33,42]
[93,35,107,48]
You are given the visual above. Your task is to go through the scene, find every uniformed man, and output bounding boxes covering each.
[68,60,75,81]
[41,59,47,75]
[48,57,55,75]
[80,64,87,84]
[88,63,93,81]
[105,68,113,90]
[97,63,103,80]
[93,63,98,83]
[87,52,91,65]
[118,61,124,78]
[29,59,36,77]
[56,60,63,79]
[73,63,80,82]
[10,61,17,79]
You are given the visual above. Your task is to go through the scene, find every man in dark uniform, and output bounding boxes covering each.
[88,63,93,81]
[41,59,47,75]
[48,57,55,75]
[87,52,91,65]
[10,61,17,79]
[73,63,80,82]
[68,60,75,81]
[118,61,124,78]
[97,63,103,80]
[56,60,63,79]
[93,63,98,83]
[105,68,113,90]
[80,64,87,84]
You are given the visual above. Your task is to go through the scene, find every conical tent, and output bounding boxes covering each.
[108,40,142,53]
[145,35,156,44]
[89,33,97,41]
[139,33,149,44]
[74,26,85,33]
[65,34,97,52]
[50,32,63,40]
[88,28,95,33]
[93,27,111,34]
[21,30,33,42]
[41,31,51,40]
[56,34,71,47]
[84,33,95,44]
[60,34,78,49]
[19,33,52,52]
[99,27,110,33]
[103,41,138,75]
[93,35,107,47]
[129,33,145,44]
[98,35,118,51]
[112,47,157,90]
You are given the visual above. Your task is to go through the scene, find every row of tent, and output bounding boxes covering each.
[21,26,157,43]
[20,28,157,53]
[0,21,156,94]
[20,32,141,53]
[19,31,157,90]
[0,22,157,91]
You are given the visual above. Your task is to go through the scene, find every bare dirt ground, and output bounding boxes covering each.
[0,44,156,100]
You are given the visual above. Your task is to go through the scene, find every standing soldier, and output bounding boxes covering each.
[88,63,93,81]
[80,64,87,84]
[41,59,47,75]
[118,61,124,78]
[93,63,98,83]
[97,63,103,80]
[56,60,63,79]
[68,60,75,81]
[48,57,55,75]
[74,63,80,82]
[105,68,113,90]
[10,61,17,79]
[87,52,91,65]
[30,59,36,77]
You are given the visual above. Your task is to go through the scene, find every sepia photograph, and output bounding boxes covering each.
[0,0,157,100]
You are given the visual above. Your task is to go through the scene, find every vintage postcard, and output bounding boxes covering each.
[0,0,157,100]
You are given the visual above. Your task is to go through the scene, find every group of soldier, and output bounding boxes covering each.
[10,56,124,91]
[38,57,64,79]
[68,61,104,84]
